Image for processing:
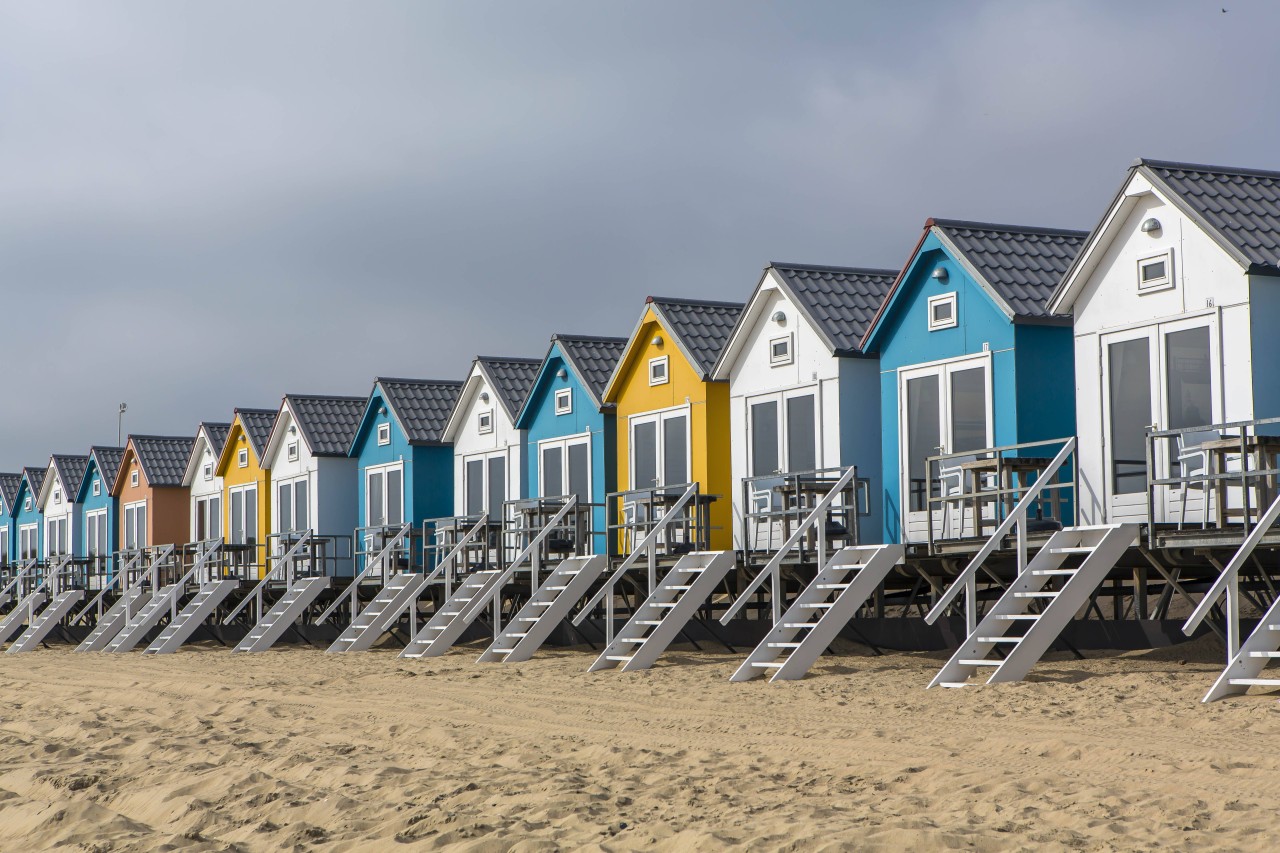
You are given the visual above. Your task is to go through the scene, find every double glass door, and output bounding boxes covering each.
[900,357,992,540]
[1103,318,1215,521]
[630,408,689,493]
[540,436,590,502]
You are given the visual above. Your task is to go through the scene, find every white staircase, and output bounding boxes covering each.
[75,588,152,652]
[1202,594,1280,701]
[7,590,84,653]
[104,584,183,653]
[929,524,1138,687]
[730,544,904,682]
[234,577,330,653]
[588,550,736,673]
[478,555,607,663]
[142,580,238,655]
[326,573,430,653]
[399,569,504,659]
[0,591,48,644]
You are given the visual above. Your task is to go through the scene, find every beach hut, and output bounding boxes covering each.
[601,296,744,551]
[348,378,463,547]
[861,219,1086,545]
[213,409,277,577]
[515,335,627,554]
[261,394,365,573]
[112,435,196,552]
[12,468,47,564]
[0,473,22,567]
[711,263,898,549]
[181,422,231,544]
[1050,159,1280,527]
[76,446,124,580]
[442,357,542,528]
[36,455,89,562]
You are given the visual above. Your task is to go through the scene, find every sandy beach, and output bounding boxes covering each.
[0,637,1274,852]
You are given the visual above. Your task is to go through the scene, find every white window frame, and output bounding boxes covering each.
[365,461,405,528]
[628,404,692,489]
[45,515,69,557]
[377,422,391,446]
[227,483,258,545]
[23,497,31,512]
[462,450,509,520]
[203,462,213,481]
[193,493,222,541]
[122,500,147,550]
[92,478,101,497]
[276,475,311,533]
[1137,250,1174,294]
[769,334,794,367]
[927,293,957,331]
[287,441,299,462]
[554,388,573,415]
[648,356,669,386]
[18,524,39,561]
[130,469,139,488]
[537,434,592,500]
[746,386,823,476]
[0,524,9,565]
[237,448,249,468]
[52,487,61,506]
[85,508,109,558]
[477,410,494,434]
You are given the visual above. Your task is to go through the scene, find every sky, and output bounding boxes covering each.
[0,0,1276,471]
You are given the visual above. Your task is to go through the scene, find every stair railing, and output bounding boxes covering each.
[123,545,175,623]
[1183,490,1280,660]
[573,484,699,643]
[925,438,1076,634]
[162,539,224,621]
[459,497,579,627]
[73,549,145,624]
[314,522,411,626]
[424,514,489,599]
[222,531,313,626]
[720,465,858,626]
[0,559,38,605]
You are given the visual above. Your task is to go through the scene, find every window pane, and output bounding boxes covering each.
[99,514,108,556]
[245,488,257,543]
[295,480,309,531]
[465,460,484,515]
[633,421,658,490]
[750,401,779,476]
[196,499,207,540]
[1166,327,1211,430]
[949,367,988,454]
[568,442,590,502]
[231,491,244,543]
[211,496,221,539]
[487,457,506,521]
[368,471,385,526]
[906,375,941,512]
[1109,338,1153,495]
[786,395,817,474]
[278,483,292,532]
[386,469,402,527]
[663,415,688,488]
[137,505,147,547]
[542,446,563,497]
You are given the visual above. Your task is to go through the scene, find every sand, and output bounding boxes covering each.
[0,637,1274,852]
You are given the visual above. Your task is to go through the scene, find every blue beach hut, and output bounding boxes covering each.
[77,446,125,579]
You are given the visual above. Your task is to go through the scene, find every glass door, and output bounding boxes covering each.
[630,409,689,493]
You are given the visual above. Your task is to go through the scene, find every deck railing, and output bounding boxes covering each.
[423,513,490,598]
[925,438,1077,633]
[314,522,412,626]
[74,549,145,624]
[223,531,315,625]
[740,465,867,560]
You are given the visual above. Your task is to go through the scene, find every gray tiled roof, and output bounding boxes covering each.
[930,220,1087,319]
[377,378,465,445]
[649,297,745,378]
[87,447,125,492]
[21,467,46,500]
[0,473,20,514]
[1140,159,1280,273]
[553,335,627,405]
[285,395,367,456]
[476,357,542,422]
[50,454,90,500]
[131,436,195,487]
[235,409,277,461]
[768,264,898,354]
[201,422,232,458]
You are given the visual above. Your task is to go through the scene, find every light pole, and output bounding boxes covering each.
[118,403,127,446]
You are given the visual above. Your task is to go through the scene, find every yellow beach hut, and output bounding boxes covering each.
[602,296,744,551]
[214,408,278,578]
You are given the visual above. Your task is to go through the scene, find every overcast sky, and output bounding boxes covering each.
[0,0,1275,471]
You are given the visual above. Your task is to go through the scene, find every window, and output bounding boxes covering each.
[769,335,793,366]
[203,462,213,481]
[366,464,404,528]
[123,501,148,550]
[377,422,391,446]
[195,495,221,540]
[278,478,310,532]
[0,527,8,565]
[927,293,957,331]
[630,409,689,491]
[237,448,248,468]
[464,454,507,520]
[648,356,669,386]
[23,497,31,512]
[130,469,139,488]
[85,510,109,560]
[18,525,38,561]
[749,392,818,477]
[539,436,591,501]
[287,441,299,462]
[92,478,101,497]
[46,517,68,557]
[1138,251,1173,293]
[52,488,61,506]
[478,410,493,434]
[229,485,258,545]
[555,388,573,415]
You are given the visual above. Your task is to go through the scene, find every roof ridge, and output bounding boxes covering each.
[128,434,194,441]
[551,333,629,343]
[646,295,745,309]
[234,407,278,415]
[88,445,126,453]
[284,394,368,403]
[375,376,464,386]
[1137,158,1280,181]
[769,262,900,276]
[475,355,543,364]
[927,218,1089,238]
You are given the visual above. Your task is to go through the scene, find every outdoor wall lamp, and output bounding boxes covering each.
[931,266,949,283]
[1141,217,1162,235]
[772,310,786,325]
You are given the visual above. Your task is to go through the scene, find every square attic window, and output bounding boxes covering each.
[203,462,213,481]
[53,488,61,505]
[287,441,299,462]
[478,410,494,434]
[92,479,101,497]
[1137,251,1173,293]
[648,356,669,386]
[769,334,793,366]
[377,422,391,446]
[24,497,32,512]
[555,388,572,415]
[130,470,139,488]
[238,448,249,468]
[927,293,957,331]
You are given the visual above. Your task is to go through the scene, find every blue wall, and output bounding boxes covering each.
[866,236,1074,543]
[1250,276,1280,422]
[78,457,119,566]
[1,496,11,565]
[11,477,43,560]
[838,356,884,544]
[518,345,616,555]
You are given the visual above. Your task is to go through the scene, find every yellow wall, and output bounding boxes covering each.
[216,418,272,578]
[608,310,733,550]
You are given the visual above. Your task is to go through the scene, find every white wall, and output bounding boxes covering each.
[188,435,224,537]
[451,368,524,518]
[39,470,79,559]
